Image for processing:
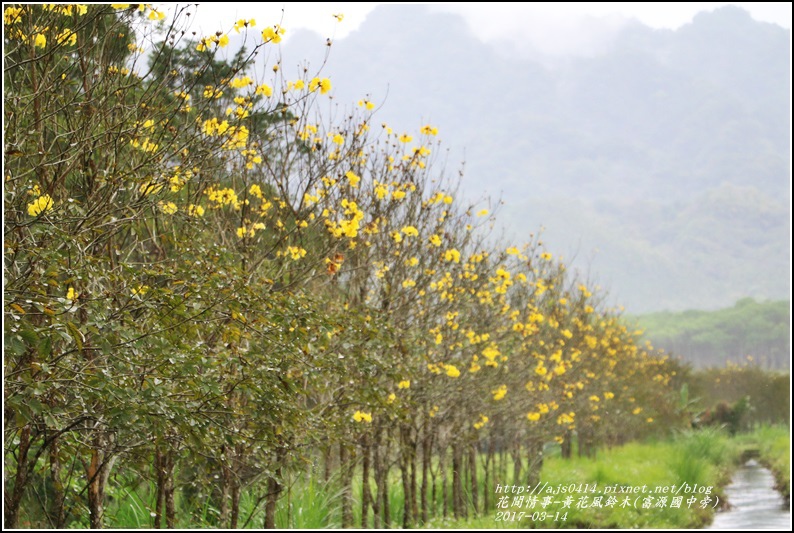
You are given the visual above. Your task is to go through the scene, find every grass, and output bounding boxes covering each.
[734,424,790,500]
[90,428,773,528]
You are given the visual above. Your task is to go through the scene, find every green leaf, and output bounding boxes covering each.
[66,321,84,351]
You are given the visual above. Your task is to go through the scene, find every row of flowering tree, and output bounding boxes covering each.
[4,4,686,528]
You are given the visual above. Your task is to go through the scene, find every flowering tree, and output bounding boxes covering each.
[4,4,682,529]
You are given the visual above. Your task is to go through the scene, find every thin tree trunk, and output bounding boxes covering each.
[512,438,522,486]
[409,430,418,525]
[164,452,176,529]
[340,443,353,528]
[400,431,412,528]
[440,444,448,518]
[219,445,231,527]
[373,429,382,529]
[469,442,479,515]
[263,463,282,529]
[361,435,372,528]
[154,447,166,528]
[323,445,332,484]
[85,432,115,530]
[4,425,32,529]
[452,443,466,519]
[420,430,431,524]
[49,435,66,528]
[230,477,240,529]
[526,437,543,488]
[379,431,391,528]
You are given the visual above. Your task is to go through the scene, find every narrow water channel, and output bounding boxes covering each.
[709,459,790,529]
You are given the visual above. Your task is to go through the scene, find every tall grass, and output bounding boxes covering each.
[99,429,758,529]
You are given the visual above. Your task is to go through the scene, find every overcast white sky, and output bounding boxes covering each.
[184,2,791,37]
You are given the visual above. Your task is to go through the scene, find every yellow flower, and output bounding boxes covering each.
[234,19,256,32]
[387,393,396,403]
[230,76,253,89]
[604,391,615,400]
[492,385,507,401]
[398,380,410,389]
[131,285,149,296]
[527,412,540,422]
[444,249,460,263]
[261,25,285,43]
[187,204,205,217]
[158,201,178,215]
[287,246,307,260]
[27,194,54,216]
[428,234,442,247]
[476,209,489,217]
[332,133,344,145]
[333,13,344,22]
[445,364,460,378]
[309,77,332,94]
[66,287,78,301]
[541,252,553,261]
[398,133,412,143]
[353,410,372,423]
[401,226,419,237]
[255,83,273,97]
[56,29,77,46]
[633,407,642,415]
[345,171,360,187]
[33,33,46,48]
[420,125,439,135]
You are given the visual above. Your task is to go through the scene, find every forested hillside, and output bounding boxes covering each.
[634,299,790,368]
[281,4,791,313]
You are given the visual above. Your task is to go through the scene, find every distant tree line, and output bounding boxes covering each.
[635,298,790,369]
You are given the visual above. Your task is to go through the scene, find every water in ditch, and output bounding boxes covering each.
[709,459,790,529]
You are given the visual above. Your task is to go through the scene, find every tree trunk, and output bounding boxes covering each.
[219,446,231,527]
[420,430,431,524]
[154,447,166,528]
[85,433,115,530]
[49,435,66,528]
[263,465,282,529]
[372,429,382,529]
[164,454,176,529]
[4,425,32,529]
[469,442,479,515]
[561,431,572,459]
[361,435,372,528]
[380,432,391,528]
[323,445,332,485]
[230,476,241,529]
[409,429,418,525]
[484,436,495,512]
[400,437,412,528]
[340,443,353,528]
[440,444,448,518]
[452,443,466,518]
[511,438,522,486]
[526,437,543,488]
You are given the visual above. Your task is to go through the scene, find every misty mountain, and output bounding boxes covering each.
[274,4,790,313]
